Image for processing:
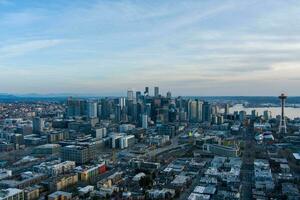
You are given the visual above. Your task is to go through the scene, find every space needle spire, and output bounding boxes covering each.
[278,93,287,135]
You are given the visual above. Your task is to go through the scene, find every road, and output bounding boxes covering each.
[140,128,189,159]
[177,173,202,200]
[240,126,255,200]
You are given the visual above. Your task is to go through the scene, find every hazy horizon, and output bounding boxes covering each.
[1,0,300,95]
[1,92,300,98]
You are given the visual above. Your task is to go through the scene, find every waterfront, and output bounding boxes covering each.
[230,104,300,119]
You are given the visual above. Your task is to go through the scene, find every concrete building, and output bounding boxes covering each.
[0,171,46,189]
[0,169,12,181]
[76,163,106,182]
[0,188,24,200]
[32,117,44,134]
[46,173,78,192]
[254,159,274,193]
[33,144,61,156]
[24,186,40,200]
[33,160,75,176]
[60,145,95,164]
[48,191,72,200]
[47,130,69,143]
[92,127,107,139]
[203,144,239,157]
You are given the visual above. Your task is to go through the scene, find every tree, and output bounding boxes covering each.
[139,175,153,189]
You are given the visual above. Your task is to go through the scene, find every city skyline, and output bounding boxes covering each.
[1,0,300,96]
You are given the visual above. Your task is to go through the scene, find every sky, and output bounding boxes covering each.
[1,0,300,96]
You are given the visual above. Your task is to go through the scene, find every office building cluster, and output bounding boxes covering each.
[0,89,299,199]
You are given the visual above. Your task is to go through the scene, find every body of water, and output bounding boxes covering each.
[229,104,300,119]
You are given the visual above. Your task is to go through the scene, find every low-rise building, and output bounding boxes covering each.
[33,160,75,176]
[24,185,40,200]
[0,188,24,200]
[0,169,12,181]
[203,144,239,157]
[48,191,72,200]
[254,159,274,194]
[33,144,61,156]
[45,173,78,192]
[76,163,106,182]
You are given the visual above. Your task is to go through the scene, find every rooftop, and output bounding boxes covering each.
[0,188,23,199]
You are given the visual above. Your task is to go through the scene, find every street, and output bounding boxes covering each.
[240,126,255,200]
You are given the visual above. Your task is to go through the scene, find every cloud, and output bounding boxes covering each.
[0,39,66,58]
[0,11,43,26]
[0,0,12,5]
[0,0,300,95]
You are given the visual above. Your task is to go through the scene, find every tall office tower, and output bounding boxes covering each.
[159,106,169,123]
[142,114,148,129]
[136,91,142,101]
[196,100,203,122]
[119,97,126,109]
[167,91,172,99]
[278,93,287,135]
[66,97,86,117]
[154,86,159,97]
[115,104,121,122]
[87,101,97,118]
[211,105,218,116]
[202,102,212,123]
[144,87,149,96]
[33,117,44,134]
[239,111,246,121]
[179,110,187,121]
[188,100,197,122]
[97,104,102,118]
[263,110,271,121]
[127,90,134,101]
[187,100,202,122]
[127,100,137,122]
[224,104,229,116]
[217,115,224,125]
[101,99,113,119]
[168,104,177,122]
[132,102,138,122]
[251,110,257,119]
[145,103,151,117]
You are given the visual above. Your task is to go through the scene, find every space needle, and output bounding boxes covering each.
[278,93,287,135]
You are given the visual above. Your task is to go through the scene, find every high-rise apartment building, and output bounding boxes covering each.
[127,90,134,101]
[188,100,203,122]
[67,97,86,117]
[202,102,212,123]
[33,117,44,134]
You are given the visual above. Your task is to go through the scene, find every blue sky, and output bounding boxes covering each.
[1,0,300,96]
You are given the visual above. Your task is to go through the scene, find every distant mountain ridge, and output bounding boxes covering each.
[1,93,300,104]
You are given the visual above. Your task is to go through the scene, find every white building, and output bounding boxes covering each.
[87,101,98,118]
[0,169,12,181]
[142,114,148,129]
[33,160,75,176]
[0,188,24,200]
[254,159,274,192]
